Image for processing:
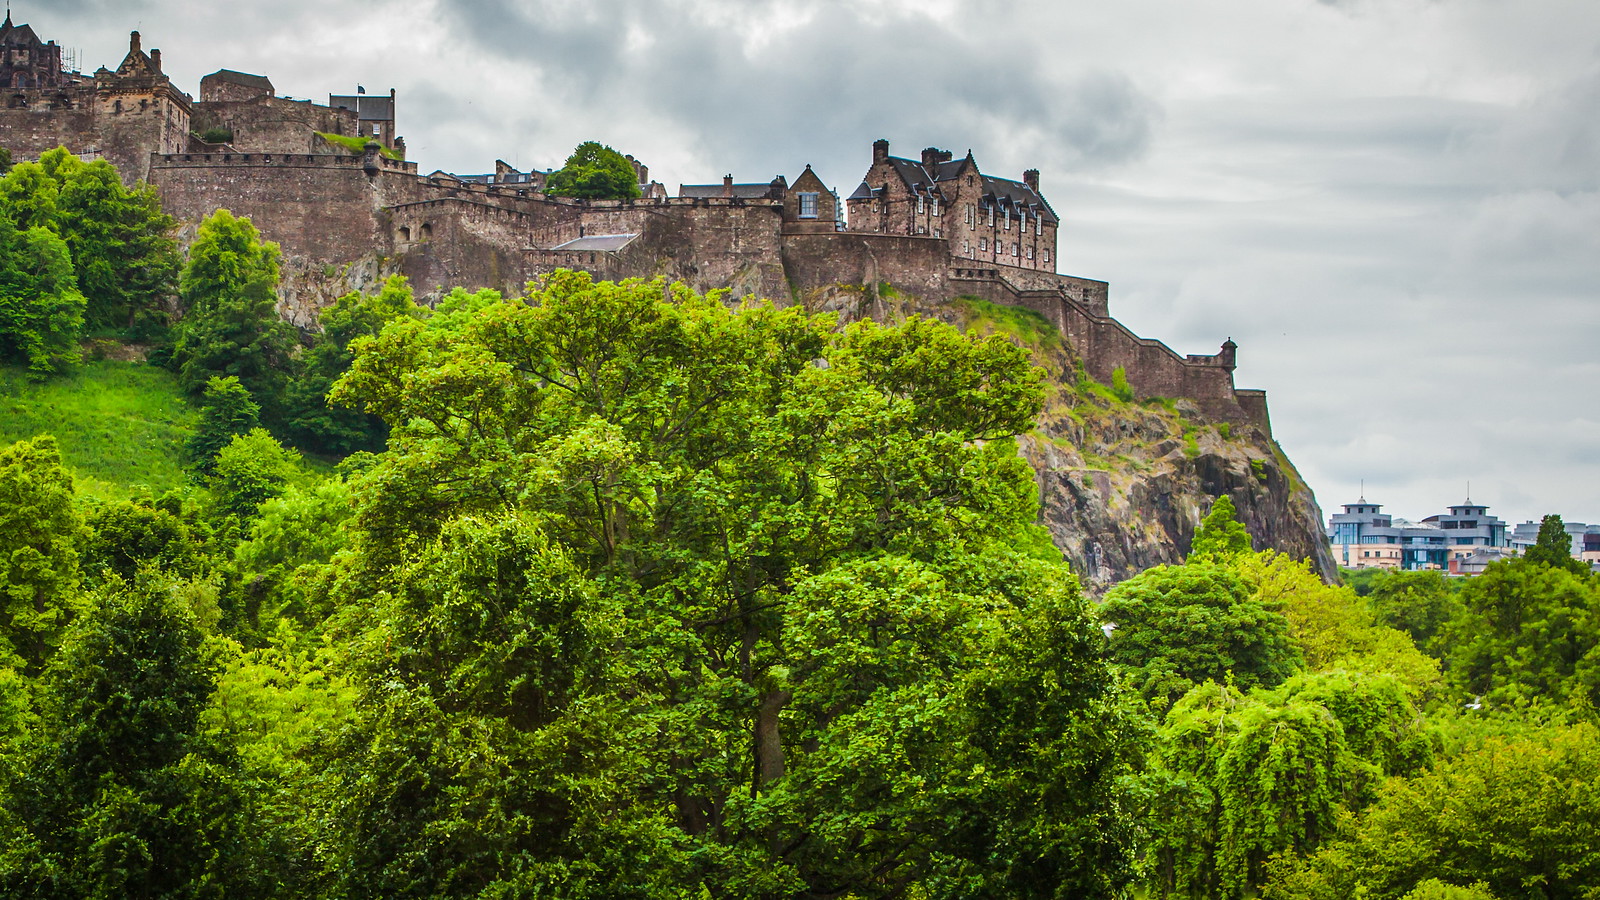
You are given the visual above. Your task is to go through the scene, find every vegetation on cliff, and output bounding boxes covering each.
[2,154,1596,898]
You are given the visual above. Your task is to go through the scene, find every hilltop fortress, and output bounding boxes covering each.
[1,22,1272,434]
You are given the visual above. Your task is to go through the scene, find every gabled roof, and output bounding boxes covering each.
[1,18,43,48]
[204,69,274,92]
[978,174,1058,225]
[847,182,879,201]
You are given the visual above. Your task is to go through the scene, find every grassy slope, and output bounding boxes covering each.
[0,361,196,501]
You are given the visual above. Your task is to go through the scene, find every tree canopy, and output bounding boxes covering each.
[544,141,642,200]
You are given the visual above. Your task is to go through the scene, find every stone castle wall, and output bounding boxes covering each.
[189,96,357,154]
[140,150,1270,434]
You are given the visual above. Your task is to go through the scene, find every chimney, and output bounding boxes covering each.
[872,138,889,164]
[129,31,142,53]
[1023,169,1040,193]
[150,49,161,72]
[722,174,733,198]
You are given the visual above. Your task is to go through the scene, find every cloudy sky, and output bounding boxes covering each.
[32,0,1600,529]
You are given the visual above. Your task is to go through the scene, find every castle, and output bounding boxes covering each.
[0,21,1272,434]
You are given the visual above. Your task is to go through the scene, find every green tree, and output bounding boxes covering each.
[322,272,1139,896]
[1267,723,1600,900]
[0,436,85,674]
[1101,562,1301,707]
[1365,569,1462,655]
[176,209,281,318]
[0,209,86,377]
[208,428,299,524]
[544,141,643,200]
[1443,558,1600,707]
[81,500,195,584]
[170,210,295,424]
[1189,494,1253,562]
[1524,513,1588,576]
[0,576,273,898]
[187,375,261,474]
[283,274,422,454]
[1149,672,1431,900]
[0,149,179,335]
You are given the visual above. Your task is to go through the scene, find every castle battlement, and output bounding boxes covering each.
[0,19,1274,437]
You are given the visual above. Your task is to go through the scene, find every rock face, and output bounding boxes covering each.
[870,292,1336,592]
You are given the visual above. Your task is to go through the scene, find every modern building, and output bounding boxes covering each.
[1329,498,1509,572]
[1510,520,1600,563]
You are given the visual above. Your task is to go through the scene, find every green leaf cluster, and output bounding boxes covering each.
[544,141,643,200]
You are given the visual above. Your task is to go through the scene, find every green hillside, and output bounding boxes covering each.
[0,360,195,500]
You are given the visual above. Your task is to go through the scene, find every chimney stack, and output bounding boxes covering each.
[1023,169,1040,193]
[150,49,161,72]
[722,174,733,198]
[129,31,141,53]
[872,138,889,164]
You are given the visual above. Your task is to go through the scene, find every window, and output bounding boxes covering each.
[1012,242,1019,257]
[1026,246,1034,260]
[933,227,941,238]
[966,204,974,227]
[987,206,994,226]
[963,240,970,254]
[917,225,927,234]
[932,198,941,217]
[1036,218,1042,235]
[1043,249,1050,264]
[979,238,988,251]
[916,196,924,214]
[1004,209,1011,231]
[798,192,819,219]
[373,125,382,137]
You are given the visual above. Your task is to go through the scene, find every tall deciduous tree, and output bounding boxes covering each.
[0,576,273,898]
[323,272,1140,896]
[0,210,86,377]
[0,148,179,334]
[0,436,85,674]
[544,141,642,200]
[170,210,296,424]
[283,274,422,454]
[1525,513,1588,576]
[1101,562,1301,707]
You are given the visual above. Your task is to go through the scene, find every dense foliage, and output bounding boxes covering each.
[1,165,1596,897]
[544,141,643,200]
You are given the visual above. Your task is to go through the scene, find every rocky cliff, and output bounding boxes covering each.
[822,288,1336,592]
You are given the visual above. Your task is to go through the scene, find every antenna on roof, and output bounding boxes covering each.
[1359,479,1365,503]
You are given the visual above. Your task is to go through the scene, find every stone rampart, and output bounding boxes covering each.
[190,96,357,154]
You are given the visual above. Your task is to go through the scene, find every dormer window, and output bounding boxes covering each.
[916,195,924,214]
[1004,208,1011,231]
[932,198,941,217]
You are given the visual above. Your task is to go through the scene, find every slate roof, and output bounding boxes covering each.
[204,69,274,92]
[550,233,638,252]
[678,182,780,199]
[978,174,1058,225]
[0,16,43,48]
[856,152,1058,225]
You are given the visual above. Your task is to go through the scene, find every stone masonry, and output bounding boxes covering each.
[0,20,1273,437]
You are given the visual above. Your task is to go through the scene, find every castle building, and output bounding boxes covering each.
[0,21,1276,438]
[846,140,1057,273]
[2,12,63,89]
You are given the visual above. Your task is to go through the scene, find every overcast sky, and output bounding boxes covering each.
[31,0,1600,529]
